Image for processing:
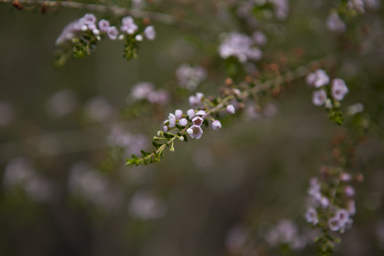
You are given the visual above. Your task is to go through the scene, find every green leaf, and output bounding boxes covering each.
[152,141,160,149]
[164,133,175,139]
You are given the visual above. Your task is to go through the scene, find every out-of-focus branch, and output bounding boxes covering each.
[1,0,175,24]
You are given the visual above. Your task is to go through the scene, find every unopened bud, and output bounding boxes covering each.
[12,0,23,10]
[225,78,233,86]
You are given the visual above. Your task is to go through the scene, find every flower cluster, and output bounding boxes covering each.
[307,70,349,107]
[175,63,207,91]
[129,82,170,105]
[163,92,232,140]
[3,158,56,202]
[107,125,149,156]
[305,167,361,254]
[326,0,380,34]
[55,14,156,65]
[218,32,263,63]
[126,90,238,167]
[327,13,346,33]
[265,219,307,250]
[233,0,289,21]
[69,162,123,212]
[307,69,349,125]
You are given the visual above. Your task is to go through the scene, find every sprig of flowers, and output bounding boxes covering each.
[307,69,349,125]
[54,13,156,67]
[126,56,335,167]
[304,131,364,256]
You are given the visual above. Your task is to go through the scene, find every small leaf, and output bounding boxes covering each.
[152,141,159,149]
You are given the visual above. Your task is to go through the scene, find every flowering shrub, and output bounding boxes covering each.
[1,0,384,255]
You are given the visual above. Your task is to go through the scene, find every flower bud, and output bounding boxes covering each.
[226,104,235,114]
[212,120,222,131]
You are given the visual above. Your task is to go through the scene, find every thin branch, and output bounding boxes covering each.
[1,0,175,25]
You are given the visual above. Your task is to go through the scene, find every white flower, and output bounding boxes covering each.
[187,109,195,120]
[168,113,176,128]
[175,109,183,120]
[135,35,143,41]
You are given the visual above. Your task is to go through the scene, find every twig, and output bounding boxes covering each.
[1,0,175,25]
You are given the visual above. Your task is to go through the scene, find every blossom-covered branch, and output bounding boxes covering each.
[126,55,336,167]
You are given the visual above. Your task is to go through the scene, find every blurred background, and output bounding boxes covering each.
[0,0,384,255]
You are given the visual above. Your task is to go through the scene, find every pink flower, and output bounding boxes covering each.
[195,110,206,118]
[226,104,235,114]
[344,186,355,197]
[212,120,222,131]
[144,26,156,40]
[82,14,96,25]
[187,109,195,120]
[121,16,138,34]
[179,118,188,126]
[305,207,318,225]
[312,89,327,106]
[331,78,349,101]
[306,69,330,88]
[175,109,183,120]
[107,26,118,40]
[98,19,110,32]
[328,217,341,231]
[192,116,204,126]
[336,209,350,226]
[187,125,203,139]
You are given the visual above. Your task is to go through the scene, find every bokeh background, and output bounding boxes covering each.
[0,1,384,255]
